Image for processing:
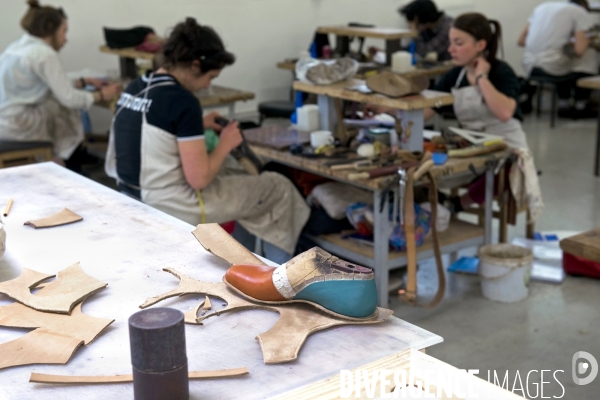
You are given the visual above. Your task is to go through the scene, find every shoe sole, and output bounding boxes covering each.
[223,276,386,321]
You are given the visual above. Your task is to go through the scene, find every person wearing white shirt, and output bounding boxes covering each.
[0,0,121,169]
[518,0,597,119]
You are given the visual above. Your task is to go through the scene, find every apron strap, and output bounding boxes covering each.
[454,68,467,88]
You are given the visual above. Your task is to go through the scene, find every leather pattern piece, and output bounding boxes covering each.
[0,263,107,314]
[140,268,393,364]
[192,223,267,267]
[24,208,82,229]
[225,265,286,301]
[0,301,114,370]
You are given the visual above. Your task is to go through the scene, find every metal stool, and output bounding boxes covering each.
[528,68,572,128]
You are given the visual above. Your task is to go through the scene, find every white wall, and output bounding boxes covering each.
[0,0,579,121]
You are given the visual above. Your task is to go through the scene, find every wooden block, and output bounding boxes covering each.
[560,229,600,263]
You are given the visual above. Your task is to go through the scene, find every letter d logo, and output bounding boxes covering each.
[572,351,598,385]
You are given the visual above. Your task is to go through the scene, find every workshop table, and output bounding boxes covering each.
[0,163,442,399]
[277,59,454,80]
[99,45,255,119]
[316,26,416,67]
[576,76,600,176]
[251,142,512,307]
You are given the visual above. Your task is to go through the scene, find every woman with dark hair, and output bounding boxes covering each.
[0,0,121,168]
[368,13,543,220]
[107,18,310,262]
[398,0,453,62]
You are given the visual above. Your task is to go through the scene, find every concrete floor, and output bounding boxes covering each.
[82,112,600,398]
[391,114,600,399]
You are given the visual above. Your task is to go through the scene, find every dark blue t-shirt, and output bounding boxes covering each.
[113,72,204,187]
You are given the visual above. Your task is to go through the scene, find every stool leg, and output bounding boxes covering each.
[526,209,535,239]
[550,85,557,128]
[536,82,542,118]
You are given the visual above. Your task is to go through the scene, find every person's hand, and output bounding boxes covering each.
[473,56,491,77]
[203,111,224,132]
[219,121,243,152]
[85,78,107,89]
[99,83,122,102]
[367,46,382,57]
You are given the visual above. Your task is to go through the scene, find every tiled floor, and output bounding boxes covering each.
[83,112,600,398]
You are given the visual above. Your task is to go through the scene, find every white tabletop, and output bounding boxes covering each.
[0,163,442,399]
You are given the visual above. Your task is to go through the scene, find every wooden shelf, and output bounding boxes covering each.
[317,26,416,40]
[99,45,156,60]
[318,219,484,261]
[293,79,453,110]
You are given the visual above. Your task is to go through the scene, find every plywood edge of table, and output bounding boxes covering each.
[318,219,484,261]
[99,45,156,60]
[577,76,600,90]
[293,79,453,110]
[316,26,416,40]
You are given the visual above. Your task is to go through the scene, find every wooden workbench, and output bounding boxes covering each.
[251,142,511,306]
[317,25,416,67]
[293,78,453,153]
[293,78,453,111]
[99,45,255,118]
[576,76,600,176]
[278,59,454,80]
[0,163,442,399]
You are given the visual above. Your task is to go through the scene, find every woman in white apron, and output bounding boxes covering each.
[106,18,310,261]
[425,13,543,220]
[0,1,121,167]
[366,13,543,221]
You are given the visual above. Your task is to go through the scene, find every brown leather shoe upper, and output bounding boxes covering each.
[225,264,287,301]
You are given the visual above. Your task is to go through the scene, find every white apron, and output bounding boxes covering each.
[106,75,310,254]
[452,68,544,222]
[0,94,83,159]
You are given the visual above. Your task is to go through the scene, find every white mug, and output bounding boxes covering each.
[310,130,334,148]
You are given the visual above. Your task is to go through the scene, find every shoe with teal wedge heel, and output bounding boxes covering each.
[224,247,379,320]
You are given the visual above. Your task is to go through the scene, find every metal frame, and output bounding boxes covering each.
[308,168,494,307]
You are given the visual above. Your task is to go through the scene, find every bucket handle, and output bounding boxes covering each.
[480,268,519,280]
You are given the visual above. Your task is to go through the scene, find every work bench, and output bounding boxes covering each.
[0,163,443,399]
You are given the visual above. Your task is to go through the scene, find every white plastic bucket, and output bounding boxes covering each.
[478,244,533,303]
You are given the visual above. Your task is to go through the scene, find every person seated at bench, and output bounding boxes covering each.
[370,0,453,63]
[367,13,543,221]
[519,0,597,119]
[106,17,310,263]
[0,0,121,170]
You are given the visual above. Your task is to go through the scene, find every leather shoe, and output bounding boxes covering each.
[224,247,378,318]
